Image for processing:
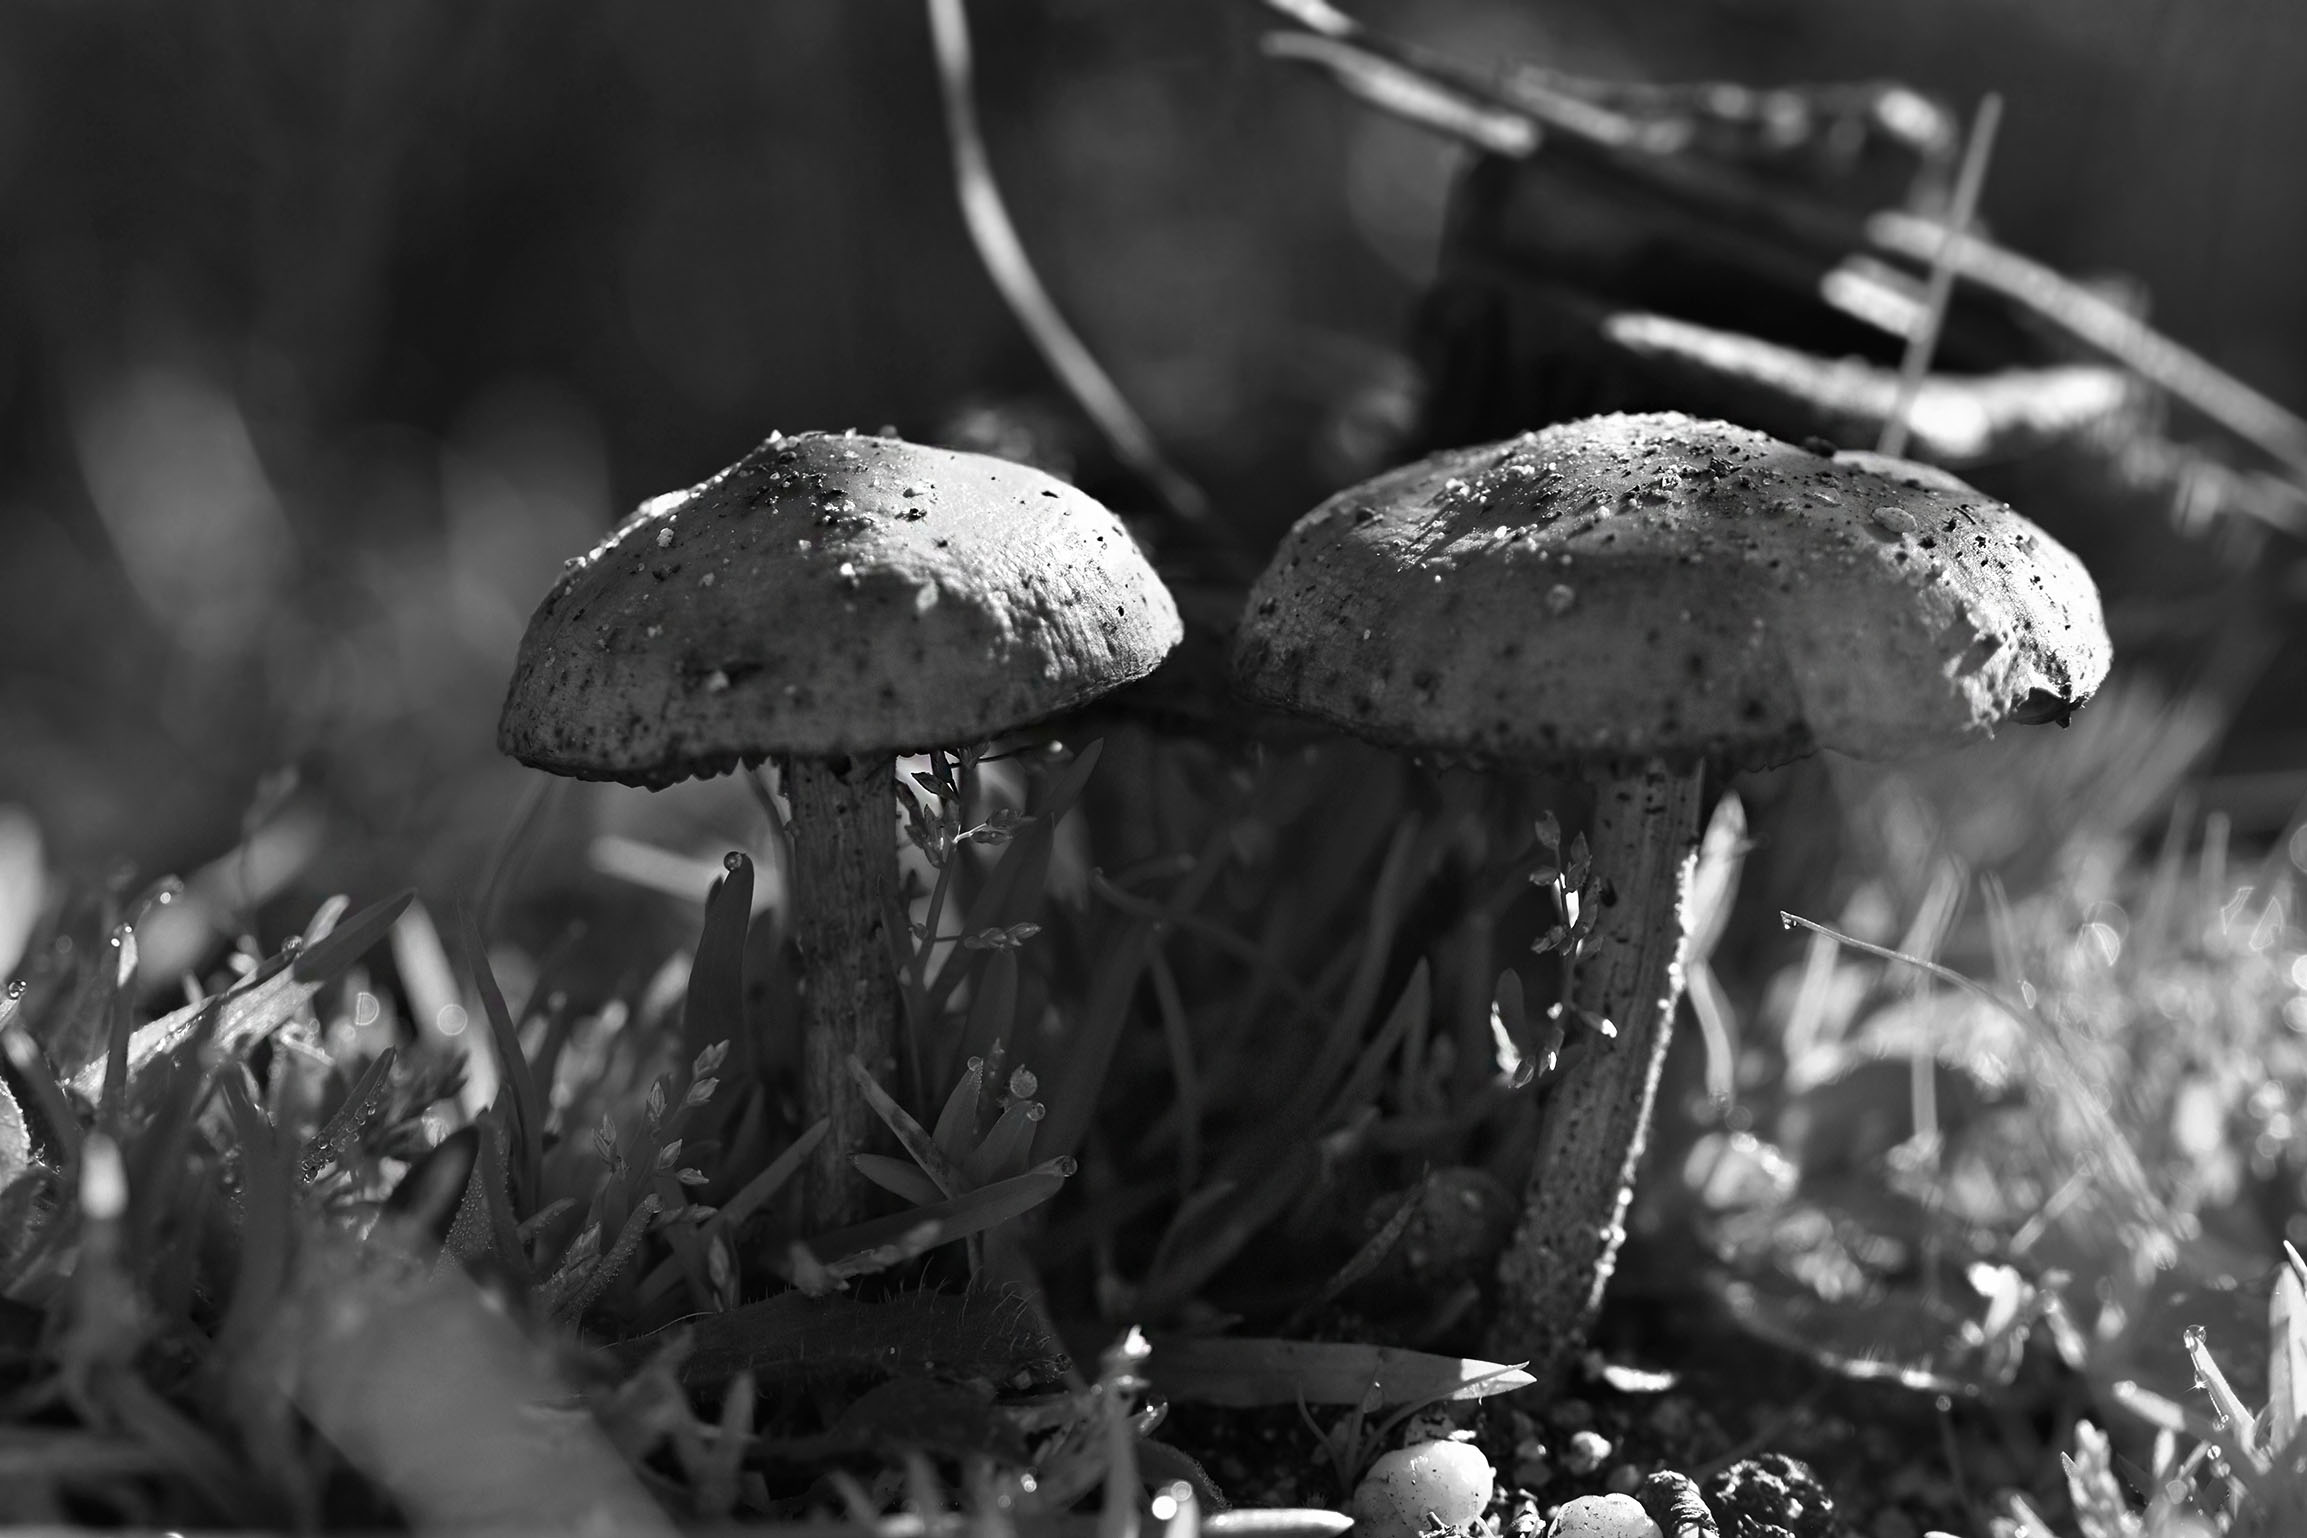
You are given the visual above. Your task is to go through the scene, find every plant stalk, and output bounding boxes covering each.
[783,754,902,1230]
[1489,760,1704,1392]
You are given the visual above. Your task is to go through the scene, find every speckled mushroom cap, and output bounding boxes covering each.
[1231,412,2108,770]
[499,431,1184,786]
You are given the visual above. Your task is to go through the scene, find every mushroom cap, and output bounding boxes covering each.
[499,431,1183,786]
[1231,412,2109,770]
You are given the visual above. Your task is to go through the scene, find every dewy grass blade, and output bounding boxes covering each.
[2185,1323,2267,1473]
[290,888,414,985]
[931,1052,989,1161]
[956,946,1019,1093]
[298,1044,397,1184]
[95,924,134,1132]
[76,888,412,1103]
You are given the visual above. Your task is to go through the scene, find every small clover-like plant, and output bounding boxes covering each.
[1527,811,1611,1047]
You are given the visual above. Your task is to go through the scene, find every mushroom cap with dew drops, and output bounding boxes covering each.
[499,431,1184,786]
[1232,412,2108,769]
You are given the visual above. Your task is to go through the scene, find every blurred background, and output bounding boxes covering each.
[1,0,2303,946]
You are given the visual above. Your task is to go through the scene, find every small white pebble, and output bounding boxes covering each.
[1351,1440,1494,1538]
[1543,1493,1661,1538]
[1562,1429,1612,1475]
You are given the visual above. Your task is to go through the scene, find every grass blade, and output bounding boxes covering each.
[2272,1264,2307,1452]
[685,853,756,1082]
[461,907,543,1215]
[291,888,414,985]
[805,1160,1071,1270]
[299,1045,396,1184]
[1144,1336,1533,1408]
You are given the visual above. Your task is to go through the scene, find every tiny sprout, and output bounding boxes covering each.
[644,1080,668,1127]
[683,1076,720,1108]
[654,1139,684,1170]
[693,1039,730,1078]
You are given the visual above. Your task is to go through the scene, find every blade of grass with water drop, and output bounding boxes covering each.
[77,888,412,1101]
[299,1045,396,1184]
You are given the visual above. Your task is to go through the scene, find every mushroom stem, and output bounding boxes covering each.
[782,753,902,1230]
[1490,759,1705,1391]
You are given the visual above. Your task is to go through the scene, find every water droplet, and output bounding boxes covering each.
[1869,505,1919,534]
[704,669,731,693]
[723,851,747,874]
[1546,584,1576,616]
[655,526,674,548]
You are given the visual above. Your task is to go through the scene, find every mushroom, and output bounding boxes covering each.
[1230,411,2108,1390]
[500,429,1182,1224]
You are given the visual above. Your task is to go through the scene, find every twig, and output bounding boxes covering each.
[1879,94,2000,459]
[923,0,1209,525]
[1260,33,1536,157]
[1262,0,2307,491]
[1868,207,2307,480]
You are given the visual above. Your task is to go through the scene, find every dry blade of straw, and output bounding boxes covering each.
[924,0,1207,526]
[1879,94,2001,459]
